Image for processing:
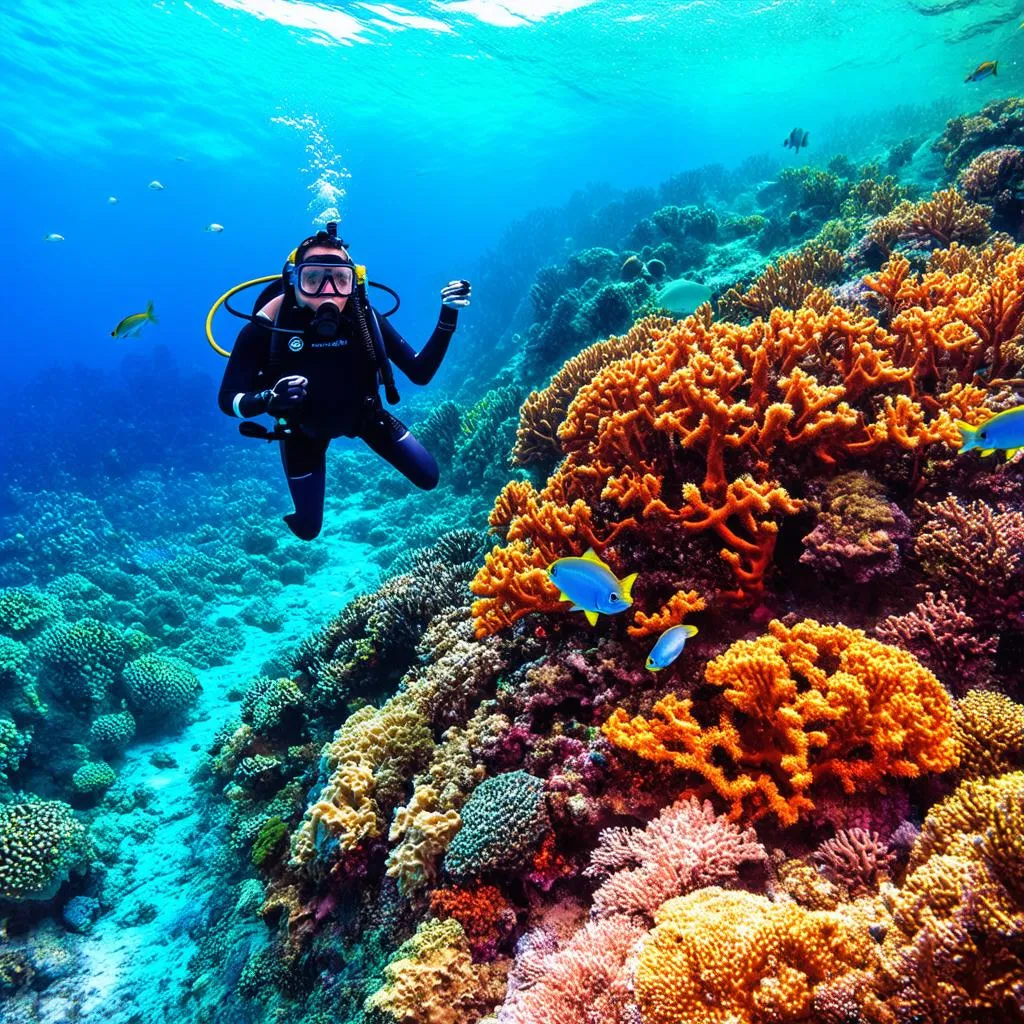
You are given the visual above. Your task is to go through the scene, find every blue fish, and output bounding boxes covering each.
[957,405,1024,460]
[546,547,637,627]
[965,61,997,83]
[646,624,699,672]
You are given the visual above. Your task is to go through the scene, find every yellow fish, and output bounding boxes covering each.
[111,301,157,339]
[965,61,997,83]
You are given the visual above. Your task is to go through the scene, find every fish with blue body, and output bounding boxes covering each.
[111,300,157,339]
[958,405,1024,459]
[546,547,637,626]
[646,623,699,672]
[965,61,997,83]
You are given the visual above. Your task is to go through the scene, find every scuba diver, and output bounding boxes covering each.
[216,222,471,540]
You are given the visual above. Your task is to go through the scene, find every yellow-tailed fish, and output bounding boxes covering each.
[957,405,1024,460]
[646,624,699,672]
[965,61,997,83]
[546,547,637,627]
[111,301,157,339]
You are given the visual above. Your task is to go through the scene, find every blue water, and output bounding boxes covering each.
[2,1,1024,1022]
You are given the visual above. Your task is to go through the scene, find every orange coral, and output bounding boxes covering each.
[866,187,991,254]
[472,240,1022,637]
[628,589,705,639]
[602,619,958,825]
[429,884,515,957]
[634,887,882,1024]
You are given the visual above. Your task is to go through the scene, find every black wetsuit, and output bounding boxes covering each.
[218,295,457,540]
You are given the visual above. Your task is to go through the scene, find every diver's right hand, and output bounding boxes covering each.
[267,375,308,414]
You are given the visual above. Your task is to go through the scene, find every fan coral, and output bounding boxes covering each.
[634,887,881,1024]
[952,690,1024,780]
[603,619,958,825]
[717,243,844,321]
[583,795,766,919]
[444,771,549,879]
[0,801,91,901]
[799,472,911,584]
[811,828,896,897]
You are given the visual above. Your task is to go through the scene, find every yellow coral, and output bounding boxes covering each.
[634,887,879,1024]
[386,785,462,894]
[953,690,1024,781]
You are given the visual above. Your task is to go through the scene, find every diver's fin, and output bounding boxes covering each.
[620,572,638,602]
[684,624,699,637]
[583,609,599,627]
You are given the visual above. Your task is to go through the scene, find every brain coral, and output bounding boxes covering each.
[0,801,91,901]
[122,654,200,718]
[603,619,958,825]
[444,770,549,879]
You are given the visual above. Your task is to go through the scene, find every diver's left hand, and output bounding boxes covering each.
[441,280,471,308]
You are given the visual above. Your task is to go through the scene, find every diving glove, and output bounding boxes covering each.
[261,375,308,415]
[441,280,472,308]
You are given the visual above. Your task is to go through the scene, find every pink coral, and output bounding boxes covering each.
[583,796,767,919]
[812,828,896,897]
[875,590,998,695]
[497,915,644,1024]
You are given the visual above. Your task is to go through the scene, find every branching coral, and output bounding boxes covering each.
[603,619,958,825]
[634,887,882,1024]
[473,235,1016,632]
[866,188,991,254]
[511,317,671,468]
[875,590,998,694]
[811,828,896,897]
[429,884,517,961]
[583,795,766,918]
[717,243,844,321]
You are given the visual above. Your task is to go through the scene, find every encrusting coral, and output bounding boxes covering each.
[602,619,958,825]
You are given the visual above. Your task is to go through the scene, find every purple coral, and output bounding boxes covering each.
[583,796,767,919]
[812,828,896,897]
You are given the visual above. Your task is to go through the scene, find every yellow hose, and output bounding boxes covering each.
[205,275,279,357]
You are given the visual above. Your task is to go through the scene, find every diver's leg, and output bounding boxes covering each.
[279,435,329,540]
[358,409,439,491]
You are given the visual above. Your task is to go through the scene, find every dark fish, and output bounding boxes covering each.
[783,127,809,150]
[965,60,997,83]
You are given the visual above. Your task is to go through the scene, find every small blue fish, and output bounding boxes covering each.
[965,61,997,83]
[546,547,637,627]
[646,624,699,672]
[957,405,1024,460]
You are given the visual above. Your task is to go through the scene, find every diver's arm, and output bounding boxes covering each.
[378,306,458,386]
[217,320,274,418]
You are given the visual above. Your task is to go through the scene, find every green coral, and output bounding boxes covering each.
[122,653,200,719]
[36,618,126,705]
[72,760,116,794]
[0,587,60,638]
[241,676,305,734]
[0,801,91,901]
[251,817,288,867]
[0,718,31,782]
[90,708,136,752]
[444,770,549,879]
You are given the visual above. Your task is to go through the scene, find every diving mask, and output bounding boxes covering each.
[294,255,355,298]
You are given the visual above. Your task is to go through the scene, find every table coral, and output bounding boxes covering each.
[603,619,958,825]
[634,887,880,1024]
